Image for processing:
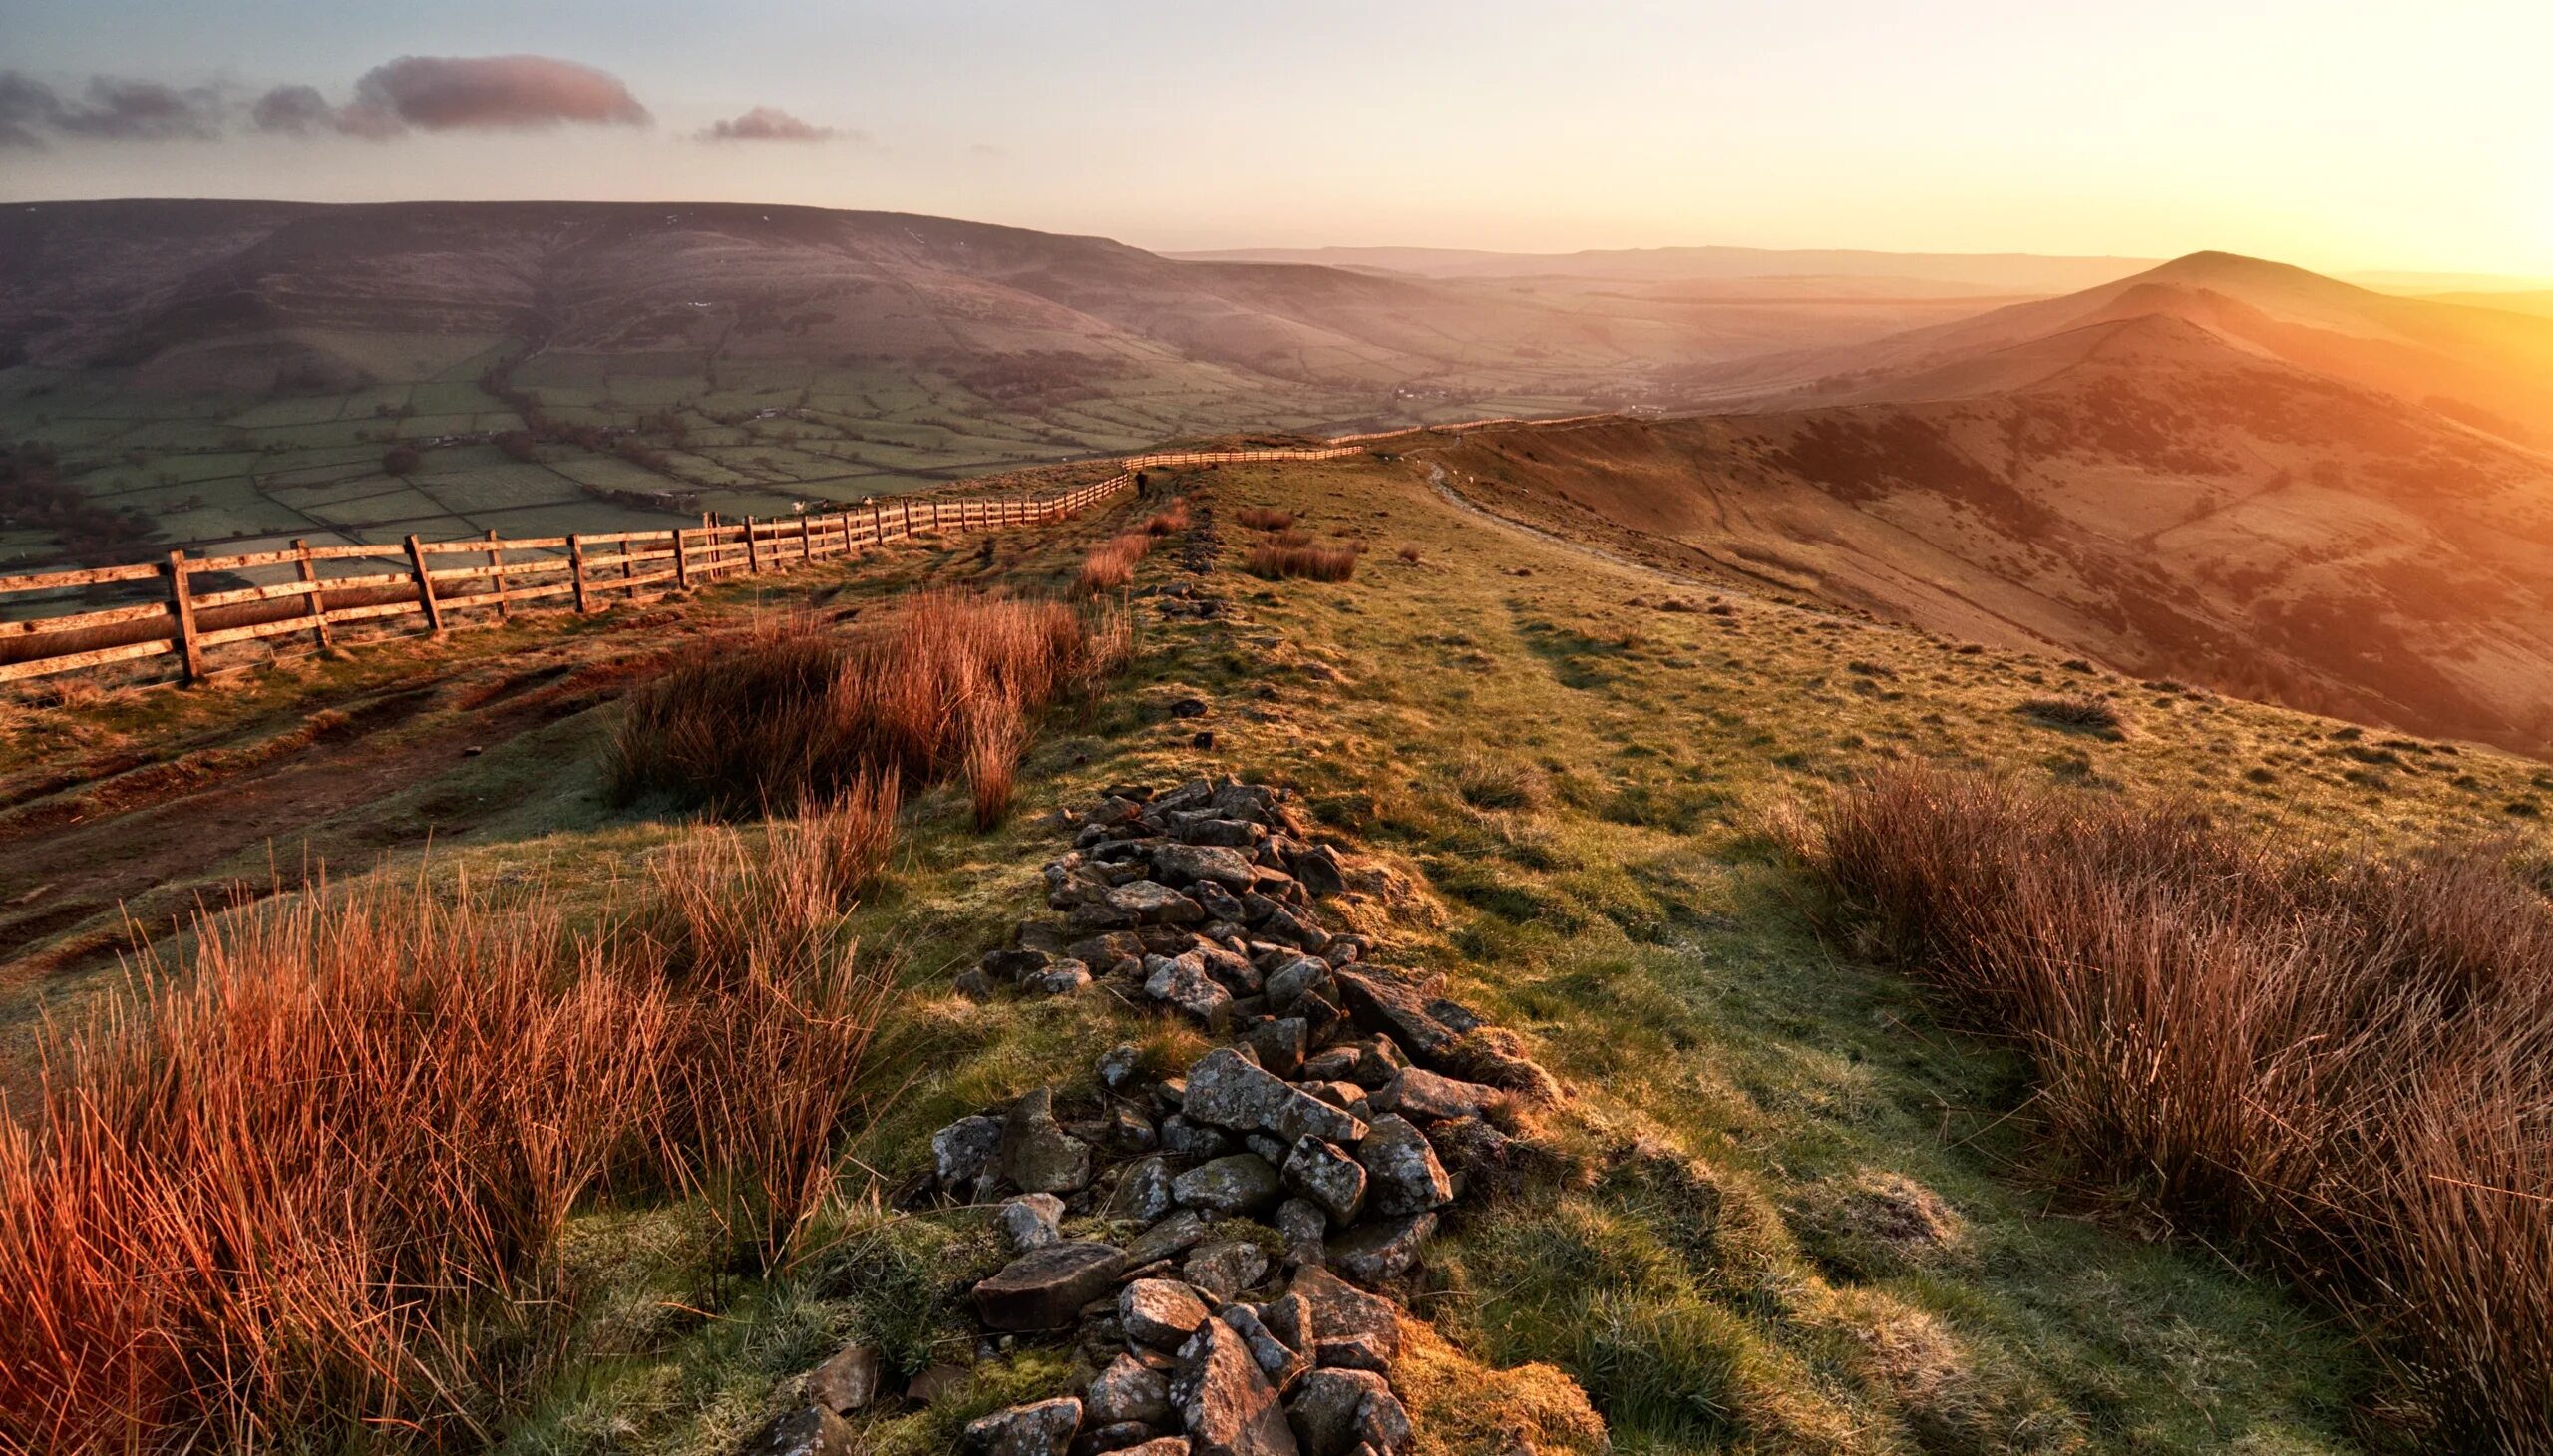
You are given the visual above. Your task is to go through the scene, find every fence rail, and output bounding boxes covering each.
[0,417,1583,687]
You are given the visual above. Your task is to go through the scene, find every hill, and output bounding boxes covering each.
[1168,242,2155,293]
[1422,262,2553,759]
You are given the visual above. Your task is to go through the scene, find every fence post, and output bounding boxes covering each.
[674,527,692,591]
[618,536,636,598]
[166,549,203,683]
[406,535,445,635]
[745,517,762,573]
[871,499,885,545]
[800,515,814,563]
[568,534,591,613]
[485,528,511,619]
[292,538,332,650]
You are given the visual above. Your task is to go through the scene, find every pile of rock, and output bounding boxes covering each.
[767,778,1561,1456]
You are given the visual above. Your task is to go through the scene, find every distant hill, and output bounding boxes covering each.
[1168,243,2153,294]
[1428,253,2553,759]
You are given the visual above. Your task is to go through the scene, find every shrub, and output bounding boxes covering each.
[1397,546,1424,564]
[1796,765,2553,1449]
[2016,694,2124,736]
[1076,533,1152,594]
[1248,542,1359,582]
[1141,498,1192,536]
[1453,752,1546,811]
[1236,508,1295,532]
[611,595,1128,816]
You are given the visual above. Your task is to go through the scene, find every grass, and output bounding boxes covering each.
[1794,765,2553,1451]
[1247,539,1359,581]
[2019,694,2128,737]
[1235,507,1295,531]
[1074,532,1152,594]
[1140,497,1193,536]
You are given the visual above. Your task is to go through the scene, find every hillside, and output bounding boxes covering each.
[1169,243,2154,293]
[6,439,2547,1455]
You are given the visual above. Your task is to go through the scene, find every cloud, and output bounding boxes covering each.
[254,55,650,139]
[698,106,848,144]
[0,71,224,147]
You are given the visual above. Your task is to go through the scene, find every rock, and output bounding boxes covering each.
[1285,1268,1399,1359]
[1034,963,1094,995]
[935,1114,1004,1196]
[1171,697,1209,719]
[1109,1156,1177,1222]
[1284,1368,1389,1456]
[953,966,995,1000]
[804,1340,885,1413]
[1274,1198,1327,1267]
[1108,1106,1159,1155]
[1261,1289,1313,1353]
[1145,953,1235,1026]
[1173,1154,1283,1215]
[1245,1133,1289,1166]
[1160,1115,1234,1162]
[1106,1441,1192,1456]
[1286,843,1349,897]
[1354,1388,1412,1455]
[974,1241,1130,1331]
[1085,1353,1172,1426]
[1356,1115,1452,1216]
[1121,1277,1214,1350]
[1152,843,1261,890]
[1124,1208,1212,1266]
[1263,957,1331,1011]
[1173,1316,1299,1456]
[1194,879,1249,923]
[1107,880,1207,925]
[907,1363,970,1405]
[1327,1212,1436,1287]
[1371,1067,1502,1123]
[1177,816,1265,848]
[1314,1334,1391,1373]
[1445,1029,1565,1103]
[1098,1043,1146,1089]
[983,947,1053,982]
[1280,1139,1367,1225]
[961,1396,1082,1455]
[1299,1082,1370,1118]
[1078,1424,1169,1455]
[1197,943,1265,994]
[1000,1194,1066,1252]
[1003,1088,1094,1196]
[749,1405,858,1456]
[1426,1116,1524,1201]
[1181,1049,1366,1147]
[1241,1018,1307,1078]
[1330,972,1461,1063]
[1184,1238,1272,1300]
[1221,1303,1307,1387]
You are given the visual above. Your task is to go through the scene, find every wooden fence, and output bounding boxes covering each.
[0,442,1373,687]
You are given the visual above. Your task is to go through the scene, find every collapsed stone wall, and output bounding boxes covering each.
[756,776,1566,1456]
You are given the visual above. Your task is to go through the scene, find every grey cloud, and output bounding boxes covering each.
[252,55,650,139]
[698,106,851,143]
[0,71,224,147]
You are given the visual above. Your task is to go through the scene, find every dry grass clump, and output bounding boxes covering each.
[1141,498,1193,536]
[0,868,894,1452]
[1397,545,1424,564]
[2016,694,2126,736]
[1076,533,1152,594]
[1235,507,1296,532]
[1452,752,1547,811]
[1797,764,2553,1449]
[611,594,1129,815]
[1248,540,1360,582]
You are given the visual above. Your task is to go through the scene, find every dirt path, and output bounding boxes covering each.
[1416,456,1724,590]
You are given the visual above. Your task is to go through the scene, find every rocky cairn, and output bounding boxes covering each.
[764,777,1561,1456]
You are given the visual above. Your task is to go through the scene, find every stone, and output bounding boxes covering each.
[1274,1198,1327,1267]
[805,1340,885,1413]
[1261,1290,1314,1353]
[961,1396,1082,1455]
[1194,879,1249,923]
[1426,1116,1523,1201]
[1314,1334,1391,1373]
[1326,1212,1436,1288]
[748,1405,858,1456]
[1181,1049,1366,1147]
[1145,953,1235,1026]
[1299,1082,1369,1118]
[1286,1268,1399,1359]
[1173,1155,1283,1215]
[1198,943,1265,994]
[934,1114,1004,1196]
[1159,1115,1234,1162]
[1371,1067,1502,1123]
[974,1241,1130,1330]
[1330,972,1461,1063]
[1178,816,1264,848]
[1184,1238,1272,1300]
[1444,1030,1565,1104]
[1003,1088,1094,1196]
[1152,843,1261,890]
[1097,1043,1146,1089]
[1241,1018,1307,1078]
[1108,1156,1176,1222]
[1078,1424,1169,1454]
[1173,1316,1299,1456]
[1171,697,1209,719]
[1123,1208,1212,1266]
[1284,1369,1389,1456]
[1108,1106,1159,1155]
[1356,1115,1452,1216]
[1245,1133,1290,1167]
[1108,1441,1192,1456]
[1120,1277,1214,1350]
[1280,1139,1366,1225]
[1107,880,1207,924]
[983,947,1053,982]
[1221,1302,1307,1387]
[907,1363,971,1405]
[1000,1193,1066,1252]
[1034,963,1094,995]
[1287,843,1349,897]
[1353,1388,1412,1455]
[953,966,995,1000]
[1085,1353,1172,1426]
[1263,957,1331,1011]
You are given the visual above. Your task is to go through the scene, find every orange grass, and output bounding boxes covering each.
[1076,532,1153,594]
[1247,541,1359,582]
[1234,507,1294,532]
[1141,498,1192,535]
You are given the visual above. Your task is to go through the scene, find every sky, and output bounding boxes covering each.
[6,0,2552,278]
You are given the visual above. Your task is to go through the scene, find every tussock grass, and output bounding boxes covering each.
[1140,498,1192,536]
[1247,540,1358,581]
[2017,693,2126,736]
[1797,764,2553,1450]
[1075,533,1152,594]
[1235,507,1295,532]
[610,594,1128,816]
[0,866,895,1452]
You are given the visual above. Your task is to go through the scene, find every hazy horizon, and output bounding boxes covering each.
[7,0,2552,279]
